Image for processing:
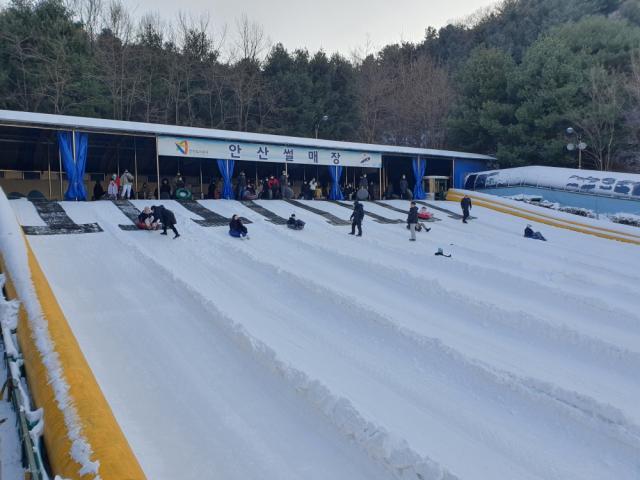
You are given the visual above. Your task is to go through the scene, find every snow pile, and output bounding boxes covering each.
[467,165,640,198]
[507,194,598,218]
[608,212,640,227]
[0,189,99,478]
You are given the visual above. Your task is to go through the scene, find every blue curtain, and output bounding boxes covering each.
[412,157,426,200]
[74,133,88,201]
[217,159,235,199]
[328,165,343,200]
[58,131,89,201]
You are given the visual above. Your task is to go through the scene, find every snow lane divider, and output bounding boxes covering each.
[447,189,640,245]
[1,238,146,480]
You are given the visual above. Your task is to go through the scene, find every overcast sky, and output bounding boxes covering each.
[127,0,498,56]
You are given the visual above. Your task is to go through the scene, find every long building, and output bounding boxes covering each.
[0,109,493,201]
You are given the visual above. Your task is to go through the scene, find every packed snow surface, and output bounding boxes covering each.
[8,198,640,480]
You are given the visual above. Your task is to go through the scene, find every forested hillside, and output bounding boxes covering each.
[1,0,639,170]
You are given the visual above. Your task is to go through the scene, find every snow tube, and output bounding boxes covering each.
[229,230,246,238]
[418,212,433,220]
[175,188,192,200]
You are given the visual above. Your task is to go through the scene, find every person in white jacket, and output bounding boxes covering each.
[120,169,134,199]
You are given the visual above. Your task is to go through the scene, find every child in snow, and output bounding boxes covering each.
[286,214,305,230]
[417,206,432,220]
[524,224,546,241]
[229,215,249,238]
[136,206,157,230]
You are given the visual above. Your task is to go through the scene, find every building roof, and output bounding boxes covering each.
[0,109,494,161]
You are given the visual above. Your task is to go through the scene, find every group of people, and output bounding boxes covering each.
[92,170,135,200]
[136,204,180,239]
[131,190,545,245]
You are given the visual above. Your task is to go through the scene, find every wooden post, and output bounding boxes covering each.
[58,143,63,200]
[134,137,138,199]
[379,166,382,200]
[155,136,160,199]
[199,159,204,199]
[47,142,52,200]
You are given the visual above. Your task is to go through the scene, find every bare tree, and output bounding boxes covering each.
[95,0,139,119]
[227,15,268,131]
[574,67,624,171]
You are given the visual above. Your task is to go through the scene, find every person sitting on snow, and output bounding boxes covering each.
[136,206,157,230]
[524,224,546,241]
[417,206,432,220]
[286,213,305,230]
[229,214,249,238]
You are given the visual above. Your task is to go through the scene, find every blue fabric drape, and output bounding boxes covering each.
[74,133,88,201]
[328,165,344,200]
[217,159,235,199]
[58,131,89,201]
[412,157,426,200]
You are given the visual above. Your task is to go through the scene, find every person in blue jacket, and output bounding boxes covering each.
[229,215,249,238]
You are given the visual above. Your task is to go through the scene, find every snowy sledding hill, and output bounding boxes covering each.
[9,198,640,480]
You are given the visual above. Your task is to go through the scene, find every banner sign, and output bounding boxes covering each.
[157,136,382,168]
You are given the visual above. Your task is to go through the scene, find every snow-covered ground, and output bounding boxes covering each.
[7,197,640,480]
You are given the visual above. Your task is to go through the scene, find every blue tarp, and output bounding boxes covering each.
[58,131,89,201]
[217,159,235,199]
[328,165,344,200]
[412,158,426,200]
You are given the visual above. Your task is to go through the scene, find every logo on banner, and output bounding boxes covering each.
[175,140,189,155]
[360,154,371,164]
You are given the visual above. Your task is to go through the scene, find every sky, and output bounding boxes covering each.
[127,0,499,56]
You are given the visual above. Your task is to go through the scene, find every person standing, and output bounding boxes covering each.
[120,169,134,199]
[349,200,364,236]
[236,171,247,199]
[107,174,118,200]
[151,205,180,239]
[279,170,288,198]
[461,195,472,223]
[399,174,409,199]
[407,201,418,241]
[92,179,104,200]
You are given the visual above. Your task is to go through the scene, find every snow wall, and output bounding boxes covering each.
[464,166,640,199]
[0,189,145,480]
[447,189,640,245]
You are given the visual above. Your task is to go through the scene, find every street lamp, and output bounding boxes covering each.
[565,127,587,170]
[314,114,329,139]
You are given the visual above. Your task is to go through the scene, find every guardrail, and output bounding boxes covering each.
[1,272,51,480]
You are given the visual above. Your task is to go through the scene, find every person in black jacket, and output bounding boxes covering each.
[349,200,364,236]
[461,195,472,223]
[407,201,419,241]
[151,205,180,238]
[287,213,305,230]
[229,214,249,238]
[524,224,546,241]
[92,179,105,200]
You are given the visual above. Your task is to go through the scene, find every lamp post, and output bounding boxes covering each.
[565,127,587,170]
[314,114,329,139]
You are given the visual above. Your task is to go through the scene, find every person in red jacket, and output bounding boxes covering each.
[268,175,280,199]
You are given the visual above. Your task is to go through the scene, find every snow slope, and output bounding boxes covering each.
[9,197,640,480]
